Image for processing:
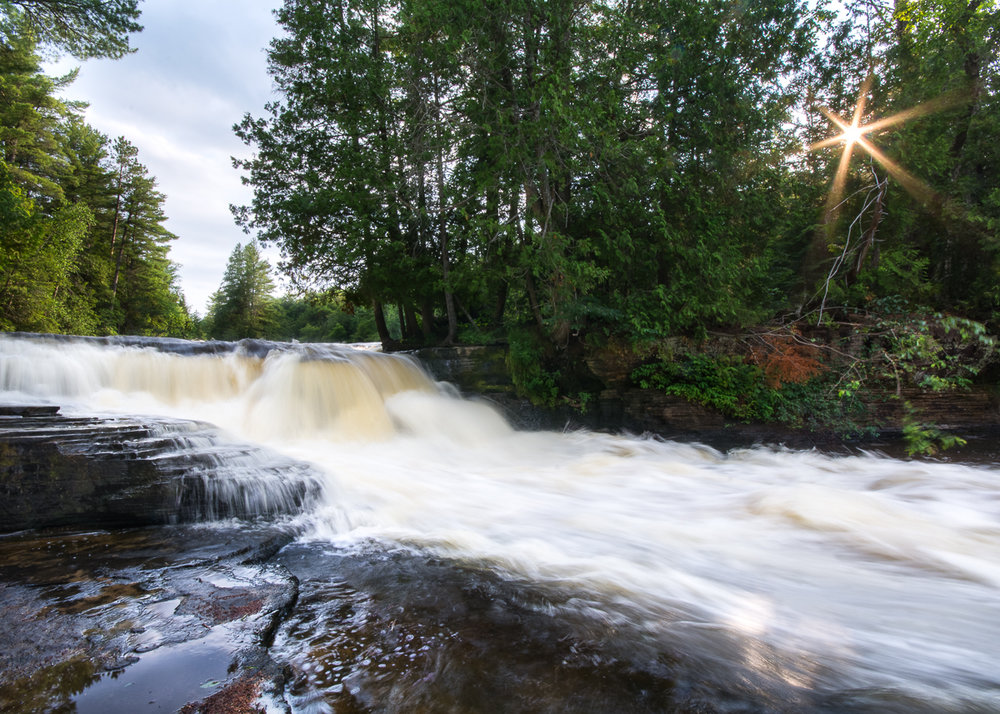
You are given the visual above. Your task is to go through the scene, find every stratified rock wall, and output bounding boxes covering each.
[0,414,320,533]
[412,343,1000,443]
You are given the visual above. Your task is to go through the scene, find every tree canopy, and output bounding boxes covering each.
[0,0,142,59]
[0,29,194,336]
[234,0,1000,354]
[235,0,816,345]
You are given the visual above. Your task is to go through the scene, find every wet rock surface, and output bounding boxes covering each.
[0,524,297,713]
[271,542,819,714]
[0,413,322,532]
[0,410,314,712]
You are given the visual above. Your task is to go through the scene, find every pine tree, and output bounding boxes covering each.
[205,242,278,340]
[1,0,142,59]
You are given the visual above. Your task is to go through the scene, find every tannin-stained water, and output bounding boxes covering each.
[1,333,999,712]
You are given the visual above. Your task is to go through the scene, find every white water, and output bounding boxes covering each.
[2,333,999,709]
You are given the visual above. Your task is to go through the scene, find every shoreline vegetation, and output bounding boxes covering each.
[409,310,998,457]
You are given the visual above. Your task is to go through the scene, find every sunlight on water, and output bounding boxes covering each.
[2,332,999,710]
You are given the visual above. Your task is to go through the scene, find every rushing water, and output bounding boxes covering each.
[1,332,999,712]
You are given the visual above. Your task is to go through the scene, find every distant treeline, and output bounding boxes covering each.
[198,241,390,344]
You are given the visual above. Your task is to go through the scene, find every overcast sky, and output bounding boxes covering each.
[49,0,285,314]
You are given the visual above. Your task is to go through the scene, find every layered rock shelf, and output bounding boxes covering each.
[0,413,322,533]
[413,344,1000,446]
[0,411,314,712]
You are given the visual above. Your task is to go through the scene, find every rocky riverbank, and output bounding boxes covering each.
[0,410,311,712]
[0,412,322,532]
[412,340,1000,449]
[0,523,298,712]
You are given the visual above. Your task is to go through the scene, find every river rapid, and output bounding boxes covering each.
[1,333,998,713]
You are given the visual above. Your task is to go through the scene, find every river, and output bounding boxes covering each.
[1,333,998,713]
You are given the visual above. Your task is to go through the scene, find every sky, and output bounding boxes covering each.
[48,0,285,315]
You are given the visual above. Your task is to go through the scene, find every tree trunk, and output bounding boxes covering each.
[109,192,121,259]
[397,303,406,338]
[403,304,421,341]
[948,1,983,180]
[373,300,392,347]
[492,280,508,327]
[511,190,545,330]
[438,220,458,345]
[524,270,545,331]
[420,300,434,341]
[433,76,457,345]
[111,225,128,301]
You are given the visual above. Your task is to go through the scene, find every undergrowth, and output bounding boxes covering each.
[631,353,869,436]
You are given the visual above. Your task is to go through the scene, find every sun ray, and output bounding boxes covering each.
[849,75,871,130]
[861,88,970,135]
[855,136,936,206]
[809,86,968,155]
[824,131,856,222]
[809,78,958,217]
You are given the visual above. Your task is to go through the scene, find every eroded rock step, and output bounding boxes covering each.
[0,413,322,532]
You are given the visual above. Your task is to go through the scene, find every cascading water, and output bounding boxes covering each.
[1,332,999,712]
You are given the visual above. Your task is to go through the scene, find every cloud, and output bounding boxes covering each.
[49,0,283,314]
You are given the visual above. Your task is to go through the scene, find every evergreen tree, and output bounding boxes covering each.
[234,0,412,345]
[109,165,181,334]
[0,29,75,206]
[0,0,142,59]
[205,242,279,340]
[0,31,193,337]
[235,0,814,344]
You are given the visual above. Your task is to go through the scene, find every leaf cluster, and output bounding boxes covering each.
[1,0,142,59]
[632,352,867,434]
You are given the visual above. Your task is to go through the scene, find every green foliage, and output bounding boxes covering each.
[1,0,143,59]
[507,328,561,408]
[267,294,386,344]
[633,355,765,420]
[799,0,1000,321]
[235,0,815,347]
[0,30,74,206]
[455,320,505,347]
[203,257,399,344]
[863,312,995,393]
[0,162,93,331]
[632,353,867,434]
[626,311,997,441]
[0,32,194,338]
[204,242,279,340]
[902,401,967,457]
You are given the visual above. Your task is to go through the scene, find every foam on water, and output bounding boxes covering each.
[2,332,999,709]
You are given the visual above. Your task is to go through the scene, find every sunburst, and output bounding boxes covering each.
[810,77,966,220]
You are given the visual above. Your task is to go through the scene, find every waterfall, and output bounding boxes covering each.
[0,332,439,440]
[1,332,999,712]
[0,333,446,525]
